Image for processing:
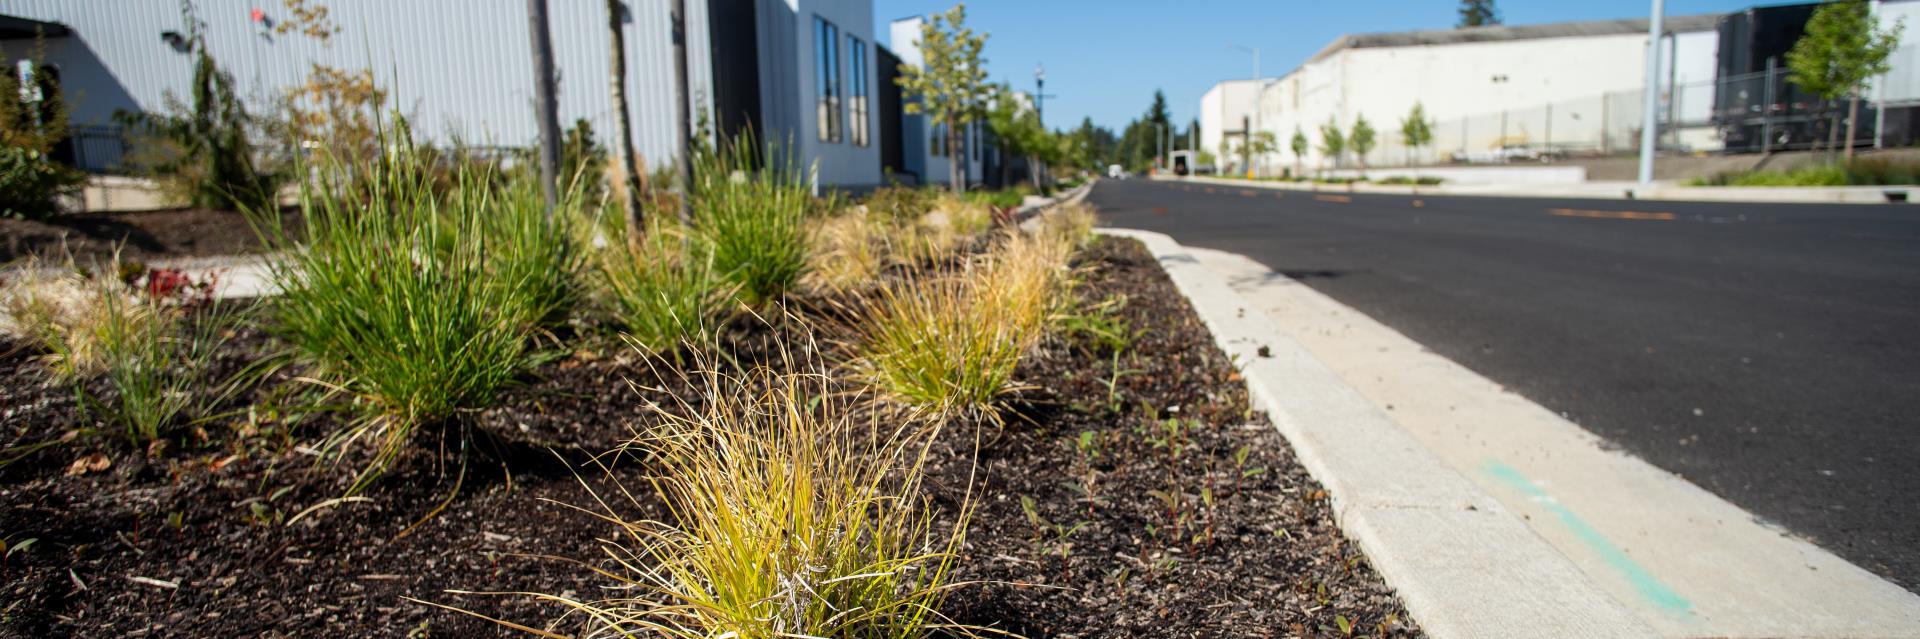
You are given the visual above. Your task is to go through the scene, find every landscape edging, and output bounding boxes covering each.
[1097,227,1658,639]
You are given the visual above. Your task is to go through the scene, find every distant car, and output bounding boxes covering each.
[1106,164,1127,180]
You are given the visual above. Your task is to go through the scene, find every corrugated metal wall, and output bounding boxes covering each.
[5,0,718,172]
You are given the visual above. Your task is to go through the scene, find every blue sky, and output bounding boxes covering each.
[873,0,1762,131]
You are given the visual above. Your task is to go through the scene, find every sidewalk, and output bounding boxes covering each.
[1098,227,1920,638]
[1161,174,1916,205]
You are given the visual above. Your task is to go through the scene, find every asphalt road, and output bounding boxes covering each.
[1088,178,1920,589]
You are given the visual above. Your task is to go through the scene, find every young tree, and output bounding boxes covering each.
[1457,0,1500,28]
[1349,114,1377,174]
[604,0,646,247]
[986,85,1053,189]
[1786,0,1903,161]
[897,3,991,194]
[1246,130,1277,178]
[1318,118,1345,174]
[1290,127,1309,178]
[1219,137,1241,175]
[1400,102,1434,166]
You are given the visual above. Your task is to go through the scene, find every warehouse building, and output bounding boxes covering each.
[2,0,890,189]
[1202,1,1920,176]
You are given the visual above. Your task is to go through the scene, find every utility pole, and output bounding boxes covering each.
[670,0,694,226]
[1230,44,1261,176]
[1637,0,1664,185]
[526,0,561,218]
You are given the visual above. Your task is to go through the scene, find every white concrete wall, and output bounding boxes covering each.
[1249,28,1719,172]
[1323,165,1588,184]
[1199,79,1263,166]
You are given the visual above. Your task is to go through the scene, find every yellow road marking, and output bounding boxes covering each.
[1412,199,1424,207]
[1548,208,1675,221]
[1205,187,1216,194]
[1241,190,1259,197]
[1315,194,1352,203]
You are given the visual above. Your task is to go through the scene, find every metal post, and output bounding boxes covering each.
[1638,0,1664,184]
[1665,31,1678,149]
[1601,91,1611,154]
[1545,103,1553,156]
[1761,58,1776,155]
[526,0,562,217]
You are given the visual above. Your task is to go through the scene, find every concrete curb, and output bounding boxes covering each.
[1101,227,1656,638]
[1162,173,1916,204]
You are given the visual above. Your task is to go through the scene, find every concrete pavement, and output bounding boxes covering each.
[1087,178,1920,636]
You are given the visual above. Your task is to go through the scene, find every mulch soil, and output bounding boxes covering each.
[0,236,1416,637]
[0,208,296,265]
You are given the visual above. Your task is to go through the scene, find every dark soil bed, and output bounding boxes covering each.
[0,237,1415,637]
[0,207,296,264]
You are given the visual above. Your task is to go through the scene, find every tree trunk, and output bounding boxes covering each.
[948,118,965,195]
[1845,86,1861,164]
[670,0,694,226]
[605,0,646,248]
[1827,106,1842,162]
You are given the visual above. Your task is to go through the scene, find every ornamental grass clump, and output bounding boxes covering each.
[473,362,970,638]
[3,256,243,443]
[591,213,733,356]
[692,137,813,306]
[854,229,1073,419]
[804,207,887,294]
[260,142,581,493]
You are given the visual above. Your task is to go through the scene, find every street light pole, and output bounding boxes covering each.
[1035,64,1046,128]
[1230,44,1261,177]
[1637,0,1664,185]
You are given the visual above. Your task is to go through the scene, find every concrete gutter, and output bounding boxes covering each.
[1098,227,1654,638]
[1162,174,1916,205]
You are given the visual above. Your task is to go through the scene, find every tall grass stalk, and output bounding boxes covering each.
[259,142,580,493]
[469,361,971,638]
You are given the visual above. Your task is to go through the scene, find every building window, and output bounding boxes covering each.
[970,122,980,161]
[814,16,842,143]
[931,122,946,156]
[847,36,869,147]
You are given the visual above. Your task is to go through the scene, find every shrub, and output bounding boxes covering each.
[503,363,966,638]
[1692,159,1920,187]
[262,141,579,492]
[854,230,1070,418]
[592,216,732,356]
[1,44,84,220]
[117,35,281,211]
[693,138,812,306]
[1376,175,1444,186]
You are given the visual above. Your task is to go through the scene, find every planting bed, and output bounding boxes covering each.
[0,207,294,264]
[1,236,1414,637]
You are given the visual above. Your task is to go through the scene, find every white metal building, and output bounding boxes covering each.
[2,0,887,189]
[888,14,988,188]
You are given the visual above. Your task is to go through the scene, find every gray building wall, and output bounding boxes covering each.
[5,0,882,186]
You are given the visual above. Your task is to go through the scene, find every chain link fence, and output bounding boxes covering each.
[1354,48,1920,169]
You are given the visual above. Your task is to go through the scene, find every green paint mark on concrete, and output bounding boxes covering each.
[1485,461,1694,615]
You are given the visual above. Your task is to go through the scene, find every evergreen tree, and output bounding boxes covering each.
[1457,0,1500,28]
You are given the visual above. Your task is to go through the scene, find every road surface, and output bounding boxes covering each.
[1088,178,1920,589]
